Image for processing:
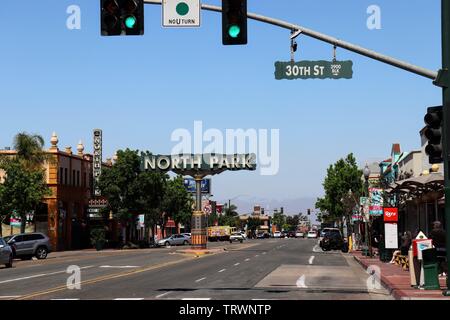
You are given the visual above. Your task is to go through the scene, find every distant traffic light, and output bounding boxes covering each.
[424,106,443,164]
[307,209,311,215]
[222,0,247,45]
[101,0,144,36]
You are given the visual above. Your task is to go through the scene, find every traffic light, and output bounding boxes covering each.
[424,106,443,164]
[101,0,144,36]
[307,209,311,215]
[222,0,247,45]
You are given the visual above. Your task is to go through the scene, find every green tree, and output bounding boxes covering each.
[12,132,47,170]
[161,176,193,235]
[286,214,300,231]
[272,211,285,230]
[247,217,262,236]
[0,183,10,237]
[219,203,239,227]
[99,149,163,243]
[0,159,50,233]
[315,153,363,234]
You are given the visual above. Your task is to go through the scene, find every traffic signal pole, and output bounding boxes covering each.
[441,0,450,296]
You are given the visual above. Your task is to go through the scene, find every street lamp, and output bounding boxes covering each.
[363,164,373,257]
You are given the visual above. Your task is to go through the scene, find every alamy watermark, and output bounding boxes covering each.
[66,265,81,290]
[367,5,382,30]
[170,121,280,176]
[66,5,81,30]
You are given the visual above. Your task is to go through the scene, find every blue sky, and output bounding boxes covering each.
[0,1,443,212]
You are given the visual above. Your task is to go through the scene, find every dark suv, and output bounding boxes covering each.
[4,233,52,260]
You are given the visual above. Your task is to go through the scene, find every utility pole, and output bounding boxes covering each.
[440,0,450,296]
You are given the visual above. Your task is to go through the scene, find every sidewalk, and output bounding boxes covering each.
[350,251,450,300]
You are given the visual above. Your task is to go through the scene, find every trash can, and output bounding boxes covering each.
[421,248,440,290]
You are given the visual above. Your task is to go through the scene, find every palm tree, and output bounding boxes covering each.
[12,133,48,233]
[13,133,47,170]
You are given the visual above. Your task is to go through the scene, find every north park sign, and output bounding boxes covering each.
[140,153,257,175]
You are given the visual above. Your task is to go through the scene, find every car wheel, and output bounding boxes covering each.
[165,242,170,248]
[35,247,48,260]
[5,255,13,268]
[183,240,188,245]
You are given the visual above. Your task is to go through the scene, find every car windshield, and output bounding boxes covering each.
[3,236,12,242]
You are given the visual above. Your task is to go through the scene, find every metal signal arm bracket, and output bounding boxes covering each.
[433,68,449,88]
[290,29,303,40]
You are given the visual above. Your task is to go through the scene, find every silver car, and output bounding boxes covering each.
[0,237,14,268]
[4,232,52,260]
[157,234,191,247]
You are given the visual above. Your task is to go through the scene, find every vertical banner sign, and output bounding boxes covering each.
[93,129,102,197]
[360,197,370,221]
[369,188,384,216]
[384,223,399,249]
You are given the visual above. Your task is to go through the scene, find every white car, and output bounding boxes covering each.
[229,233,245,243]
[239,231,247,239]
[273,231,282,238]
[295,231,304,238]
[307,231,318,239]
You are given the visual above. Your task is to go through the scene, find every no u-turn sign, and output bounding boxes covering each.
[163,0,201,27]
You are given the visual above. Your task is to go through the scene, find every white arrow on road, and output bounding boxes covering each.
[309,256,315,265]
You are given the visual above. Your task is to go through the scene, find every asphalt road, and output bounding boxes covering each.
[0,238,392,300]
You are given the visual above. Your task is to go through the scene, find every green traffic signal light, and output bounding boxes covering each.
[124,15,137,29]
[228,25,241,38]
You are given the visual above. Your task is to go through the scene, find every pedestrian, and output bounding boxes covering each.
[430,221,447,276]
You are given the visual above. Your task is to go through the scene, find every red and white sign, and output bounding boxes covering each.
[383,207,398,222]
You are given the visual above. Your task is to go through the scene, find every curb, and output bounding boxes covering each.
[352,254,400,299]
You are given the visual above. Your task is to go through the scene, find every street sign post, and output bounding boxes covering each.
[274,60,353,80]
[162,0,200,27]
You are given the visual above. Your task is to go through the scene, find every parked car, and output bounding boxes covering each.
[273,231,282,238]
[229,232,245,243]
[287,231,296,238]
[307,231,318,239]
[0,237,13,268]
[181,233,191,239]
[319,228,341,242]
[157,234,191,247]
[256,232,267,239]
[4,233,52,260]
[295,231,304,238]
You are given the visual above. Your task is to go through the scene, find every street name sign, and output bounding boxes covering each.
[162,0,201,27]
[274,60,353,80]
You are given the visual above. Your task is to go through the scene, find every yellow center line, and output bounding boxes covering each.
[15,255,197,300]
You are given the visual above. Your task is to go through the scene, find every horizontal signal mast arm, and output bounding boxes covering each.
[144,0,438,81]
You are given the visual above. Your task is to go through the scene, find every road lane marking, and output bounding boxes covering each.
[195,277,206,283]
[0,296,21,299]
[51,299,80,300]
[114,298,144,300]
[296,275,308,288]
[218,269,226,273]
[155,292,172,299]
[234,263,240,266]
[99,266,140,269]
[255,255,259,257]
[15,256,196,300]
[309,256,315,265]
[182,298,211,300]
[245,258,250,262]
[312,245,321,252]
[262,252,267,255]
[0,266,94,284]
